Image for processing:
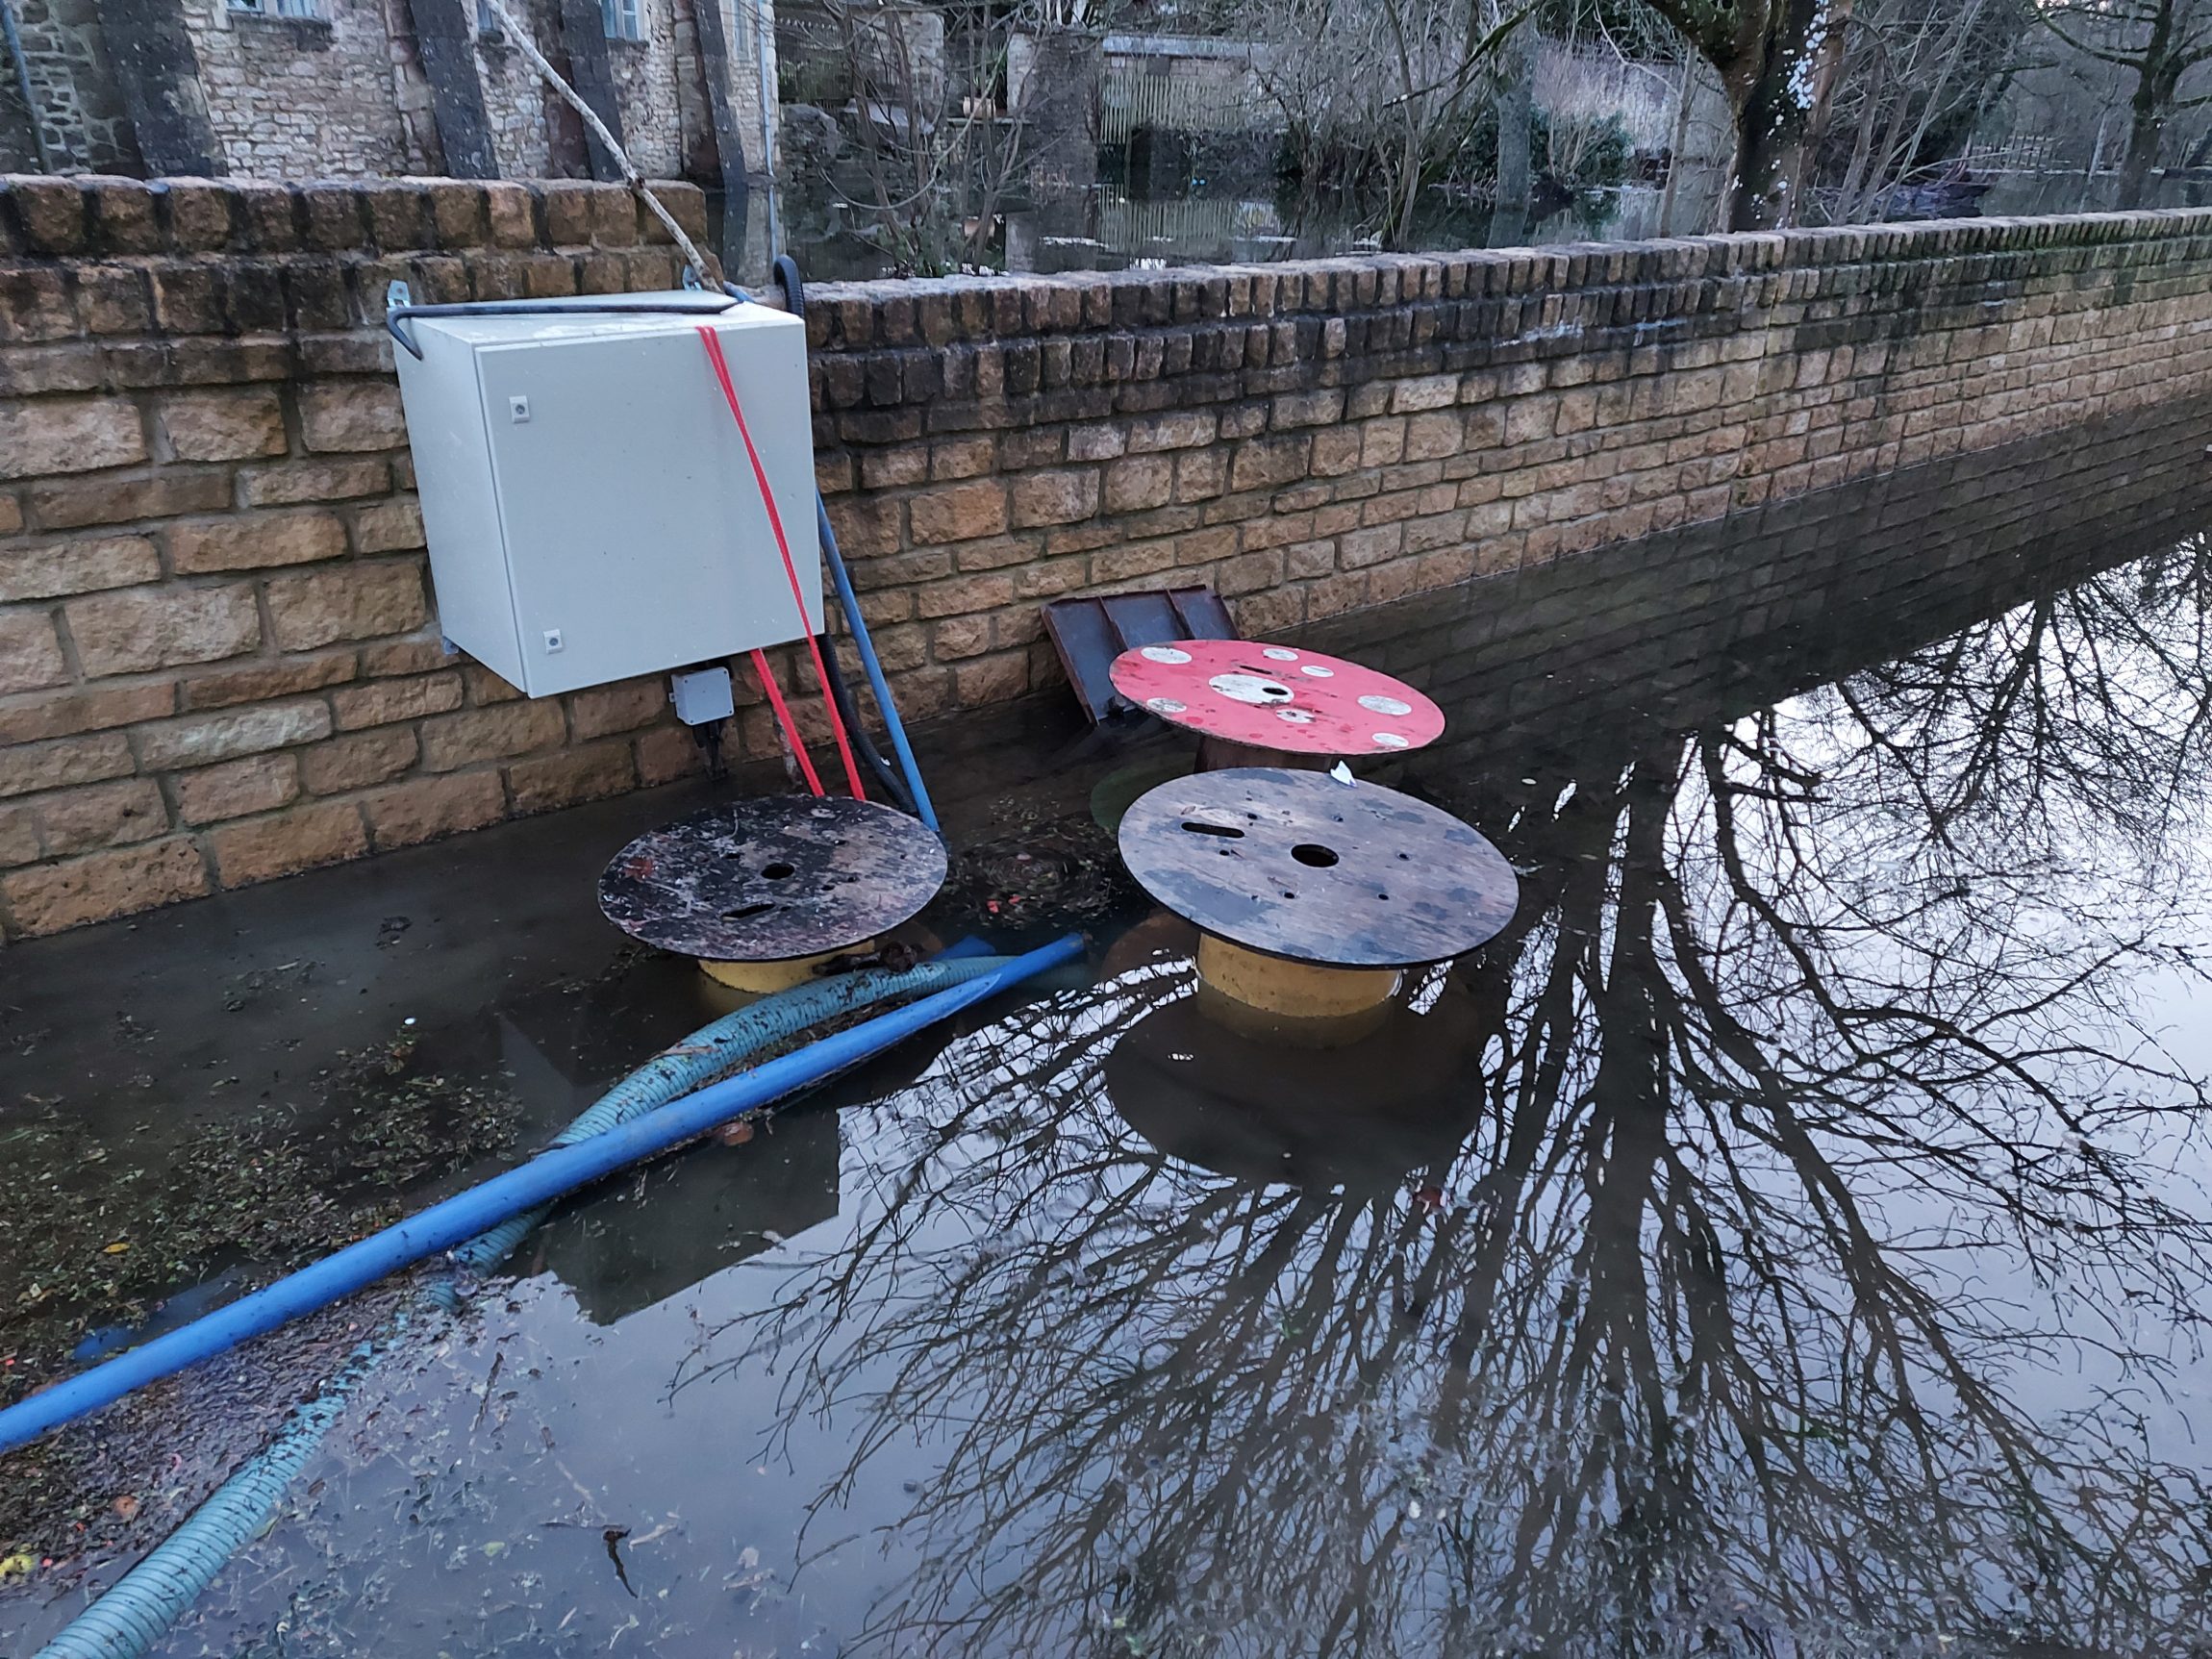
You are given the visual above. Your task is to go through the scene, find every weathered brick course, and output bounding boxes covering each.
[66,585,261,676]
[134,699,332,770]
[0,610,67,693]
[171,513,347,574]
[0,396,144,479]
[31,777,167,854]
[265,563,426,651]
[0,535,159,600]
[0,837,207,935]
[208,802,366,886]
[175,753,301,824]
[300,728,417,794]
[158,390,287,462]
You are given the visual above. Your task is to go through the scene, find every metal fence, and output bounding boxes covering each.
[1099,35,1272,143]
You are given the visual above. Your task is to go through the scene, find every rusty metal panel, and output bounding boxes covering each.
[1043,586,1237,723]
[1102,591,1184,651]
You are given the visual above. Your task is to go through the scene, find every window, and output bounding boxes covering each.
[229,0,325,17]
[477,0,502,35]
[601,0,643,40]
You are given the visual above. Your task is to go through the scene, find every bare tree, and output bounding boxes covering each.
[1817,0,2028,221]
[1631,0,1831,227]
[785,0,1101,275]
[2043,0,2212,205]
[1249,0,1531,247]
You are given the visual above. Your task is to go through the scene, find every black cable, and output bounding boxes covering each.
[384,295,740,359]
[770,254,804,316]
[817,628,917,814]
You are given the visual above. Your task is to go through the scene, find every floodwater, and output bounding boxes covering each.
[749,182,1663,286]
[6,402,2212,1656]
[735,169,2212,288]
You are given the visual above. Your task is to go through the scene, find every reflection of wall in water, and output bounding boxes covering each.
[1307,396,2212,784]
[538,1112,841,1325]
[1096,35,1269,146]
[488,968,843,1326]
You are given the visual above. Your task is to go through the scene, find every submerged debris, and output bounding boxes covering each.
[948,814,1141,930]
[0,1044,516,1419]
[0,1019,515,1566]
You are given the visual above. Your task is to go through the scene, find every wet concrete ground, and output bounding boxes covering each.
[7,401,2212,1654]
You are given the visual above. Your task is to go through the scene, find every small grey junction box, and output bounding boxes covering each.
[393,292,819,699]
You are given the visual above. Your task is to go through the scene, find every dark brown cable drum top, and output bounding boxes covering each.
[597,796,947,963]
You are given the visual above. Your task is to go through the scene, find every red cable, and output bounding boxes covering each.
[749,647,823,796]
[697,326,867,801]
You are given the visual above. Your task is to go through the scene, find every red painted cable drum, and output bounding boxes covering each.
[1108,639,1445,757]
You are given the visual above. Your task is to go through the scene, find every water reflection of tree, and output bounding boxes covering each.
[683,541,2212,1658]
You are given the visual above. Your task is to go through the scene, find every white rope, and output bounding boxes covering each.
[478,0,721,286]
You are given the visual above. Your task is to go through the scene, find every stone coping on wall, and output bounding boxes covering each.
[795,206,2212,358]
[6,171,2209,330]
[0,173,711,261]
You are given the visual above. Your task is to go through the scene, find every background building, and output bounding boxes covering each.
[0,0,775,204]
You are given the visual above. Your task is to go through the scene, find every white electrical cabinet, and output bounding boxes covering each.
[393,291,818,699]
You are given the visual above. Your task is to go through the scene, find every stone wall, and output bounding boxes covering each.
[3,175,2211,941]
[798,209,2212,711]
[5,0,771,190]
[4,0,141,172]
[189,0,427,179]
[476,20,558,176]
[605,0,685,174]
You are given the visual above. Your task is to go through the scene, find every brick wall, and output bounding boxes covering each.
[1309,392,2212,778]
[472,0,776,183]
[798,212,2212,718]
[9,0,772,189]
[476,24,558,177]
[0,175,714,939]
[606,0,686,175]
[3,177,2211,942]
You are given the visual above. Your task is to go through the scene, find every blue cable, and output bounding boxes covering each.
[728,271,940,833]
[34,1320,405,1659]
[817,492,939,831]
[451,951,1003,1272]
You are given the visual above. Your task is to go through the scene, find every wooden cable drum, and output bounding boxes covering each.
[1117,767,1517,1041]
[598,796,945,987]
[1108,639,1445,767]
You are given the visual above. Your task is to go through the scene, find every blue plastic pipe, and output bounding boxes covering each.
[30,938,1018,1658]
[0,934,1082,1456]
[33,1322,405,1659]
[817,492,939,832]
